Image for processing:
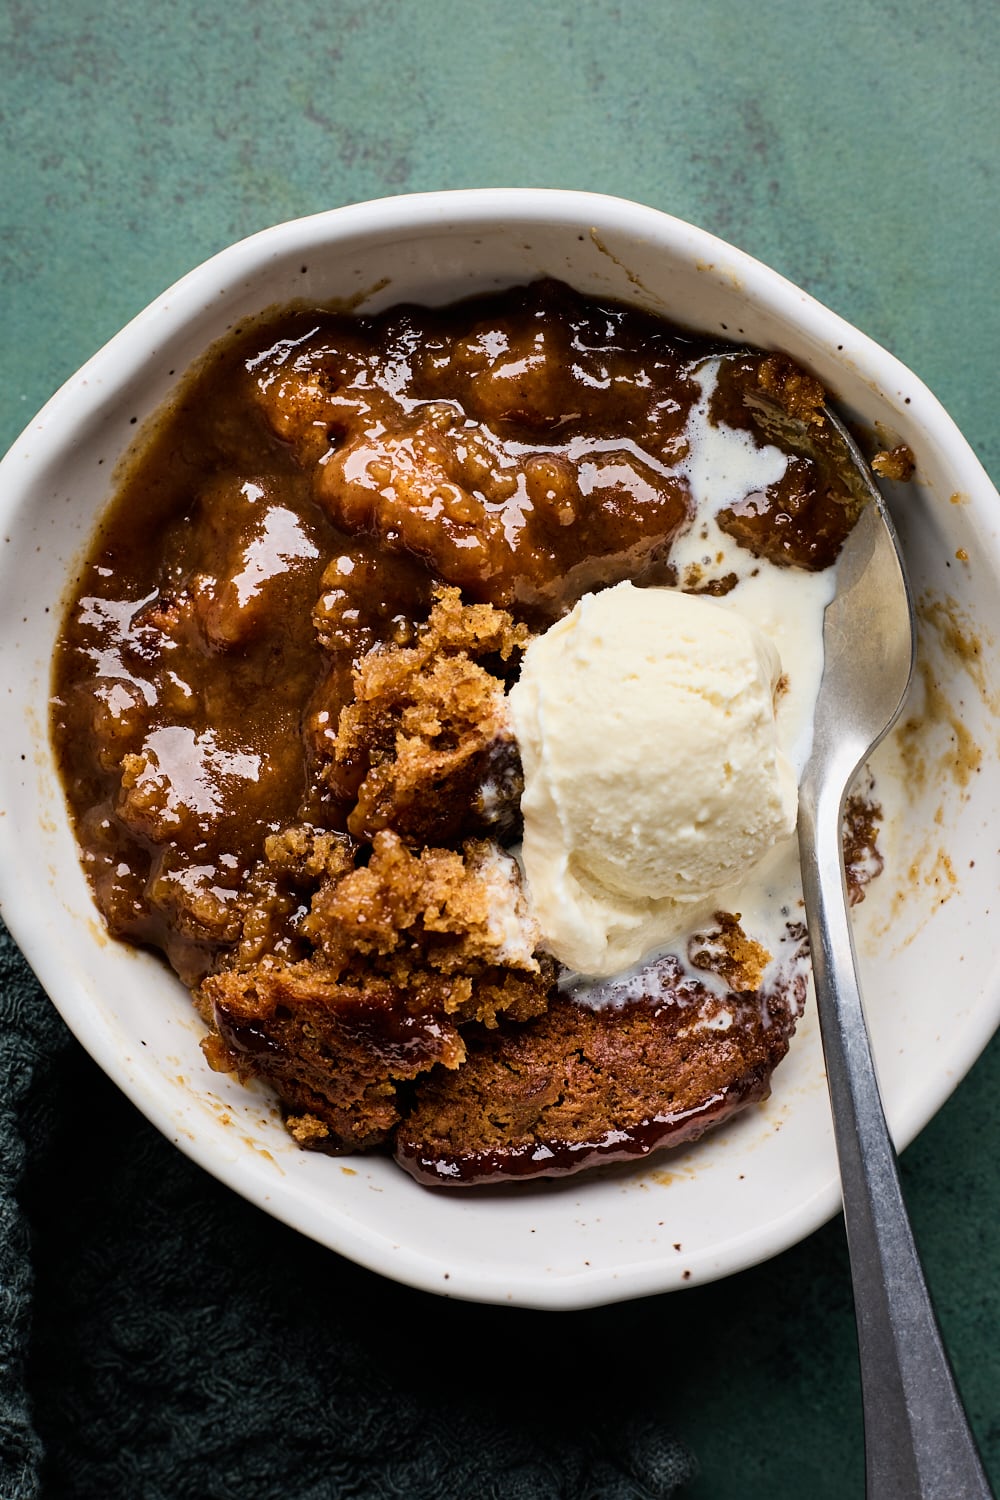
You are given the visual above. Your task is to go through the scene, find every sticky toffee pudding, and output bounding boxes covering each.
[51,281,877,1184]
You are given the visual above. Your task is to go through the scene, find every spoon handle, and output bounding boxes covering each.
[798,780,994,1500]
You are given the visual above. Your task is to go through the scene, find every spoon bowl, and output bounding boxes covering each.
[803,412,915,783]
[797,415,993,1498]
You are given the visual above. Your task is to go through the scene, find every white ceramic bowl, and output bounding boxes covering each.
[2,190,999,1309]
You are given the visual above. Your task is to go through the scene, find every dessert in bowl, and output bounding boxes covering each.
[1,190,998,1307]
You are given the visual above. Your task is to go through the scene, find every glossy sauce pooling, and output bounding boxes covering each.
[250,279,714,614]
[51,280,851,989]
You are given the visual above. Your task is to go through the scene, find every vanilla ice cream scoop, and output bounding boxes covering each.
[508,581,798,976]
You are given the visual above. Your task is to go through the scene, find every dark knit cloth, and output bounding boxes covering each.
[0,923,696,1500]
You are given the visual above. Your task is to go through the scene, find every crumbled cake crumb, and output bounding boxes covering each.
[871,445,915,481]
[688,913,771,991]
[287,1112,333,1145]
[757,354,827,426]
[843,791,884,904]
[264,825,355,882]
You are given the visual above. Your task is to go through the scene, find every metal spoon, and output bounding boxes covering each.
[797,411,994,1498]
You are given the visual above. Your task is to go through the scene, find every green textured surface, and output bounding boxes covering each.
[2,1,998,1493]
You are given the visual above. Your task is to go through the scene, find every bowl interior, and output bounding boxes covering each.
[2,190,999,1308]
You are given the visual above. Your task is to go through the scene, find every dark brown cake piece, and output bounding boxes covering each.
[202,954,554,1151]
[319,586,528,846]
[201,961,469,1150]
[395,925,809,1186]
[198,828,553,1150]
[709,353,865,572]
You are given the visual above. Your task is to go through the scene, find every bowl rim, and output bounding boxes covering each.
[2,187,999,1308]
